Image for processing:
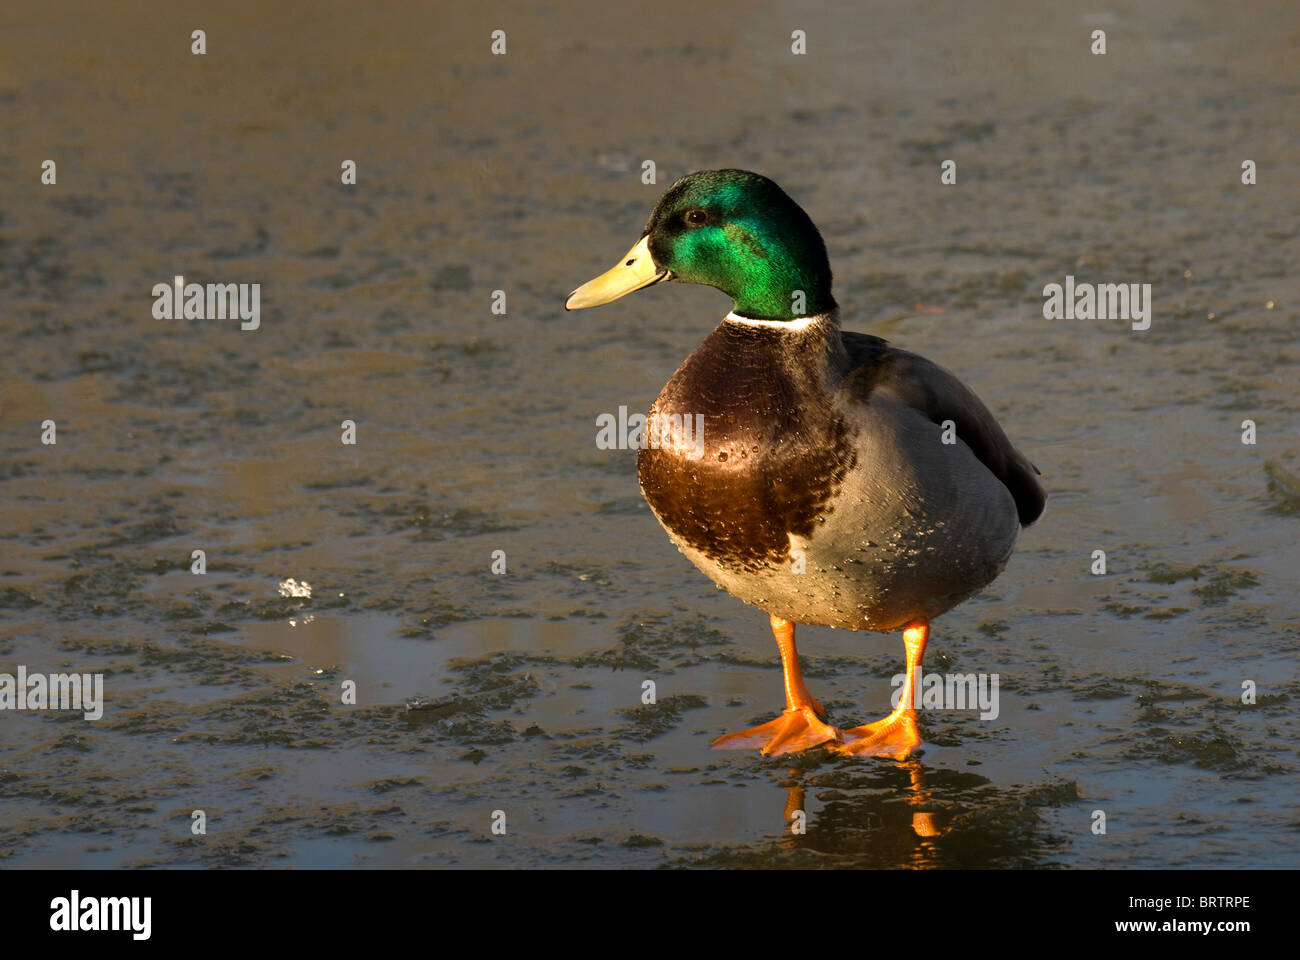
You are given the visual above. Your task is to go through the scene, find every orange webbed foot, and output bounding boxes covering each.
[712,704,841,756]
[832,708,923,760]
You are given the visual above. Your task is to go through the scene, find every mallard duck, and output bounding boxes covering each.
[566,169,1045,759]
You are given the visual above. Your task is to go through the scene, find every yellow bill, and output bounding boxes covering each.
[565,235,670,310]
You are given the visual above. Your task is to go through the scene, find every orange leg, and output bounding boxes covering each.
[833,620,928,760]
[712,615,841,756]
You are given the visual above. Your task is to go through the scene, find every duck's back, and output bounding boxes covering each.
[839,330,1046,528]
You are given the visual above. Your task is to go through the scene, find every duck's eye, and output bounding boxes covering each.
[685,209,708,226]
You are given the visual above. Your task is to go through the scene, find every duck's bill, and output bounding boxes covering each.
[565,235,670,310]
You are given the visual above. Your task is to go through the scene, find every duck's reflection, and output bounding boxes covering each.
[776,760,956,867]
[692,748,1071,868]
[906,764,946,840]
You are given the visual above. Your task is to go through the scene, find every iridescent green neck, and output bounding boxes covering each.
[673,219,835,320]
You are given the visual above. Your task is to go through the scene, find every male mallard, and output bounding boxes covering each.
[566,169,1044,759]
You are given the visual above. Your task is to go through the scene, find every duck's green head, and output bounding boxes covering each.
[565,169,835,321]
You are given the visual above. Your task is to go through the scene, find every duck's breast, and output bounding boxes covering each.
[636,322,1020,631]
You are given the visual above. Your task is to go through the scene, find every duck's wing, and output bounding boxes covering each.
[841,330,1046,527]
